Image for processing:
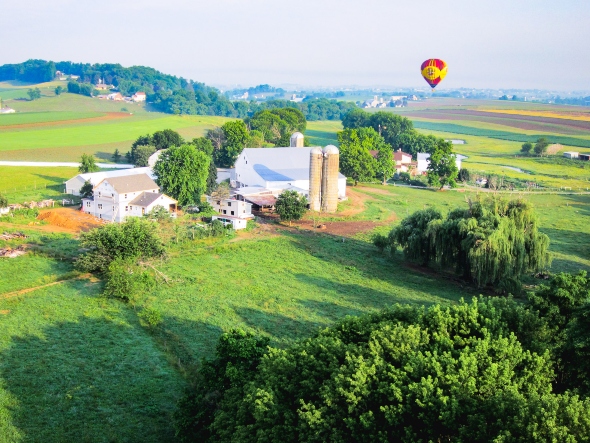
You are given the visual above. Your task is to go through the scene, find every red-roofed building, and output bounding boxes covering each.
[132,92,146,102]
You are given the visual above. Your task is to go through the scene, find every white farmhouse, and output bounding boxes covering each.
[231,147,346,199]
[81,174,177,222]
[207,196,254,230]
[65,167,154,196]
[416,153,463,174]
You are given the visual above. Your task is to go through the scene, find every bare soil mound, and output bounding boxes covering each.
[37,207,104,232]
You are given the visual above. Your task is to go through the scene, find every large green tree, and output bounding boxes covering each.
[337,128,381,185]
[385,196,551,291]
[426,138,459,188]
[78,153,99,173]
[214,120,250,167]
[0,193,8,208]
[154,144,210,206]
[534,137,549,156]
[275,190,308,225]
[175,298,590,443]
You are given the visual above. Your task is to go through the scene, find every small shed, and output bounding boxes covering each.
[563,152,579,159]
[212,215,248,230]
[579,154,590,161]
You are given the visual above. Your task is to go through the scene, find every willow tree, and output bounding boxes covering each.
[387,196,550,292]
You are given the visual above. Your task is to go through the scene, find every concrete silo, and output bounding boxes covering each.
[290,132,304,147]
[321,145,339,213]
[309,147,323,211]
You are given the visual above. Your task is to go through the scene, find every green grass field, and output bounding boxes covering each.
[0,111,103,126]
[0,166,77,202]
[1,180,590,441]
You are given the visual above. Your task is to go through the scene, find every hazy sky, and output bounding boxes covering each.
[1,0,589,90]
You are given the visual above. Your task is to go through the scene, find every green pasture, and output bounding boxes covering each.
[0,166,75,202]
[1,181,590,441]
[0,112,231,162]
[6,92,144,114]
[305,120,341,146]
[0,111,104,126]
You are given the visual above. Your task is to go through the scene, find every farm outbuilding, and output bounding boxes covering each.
[579,154,590,161]
[563,152,579,159]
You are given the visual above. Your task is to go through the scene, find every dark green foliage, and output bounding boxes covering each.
[176,299,590,443]
[386,197,550,290]
[529,271,590,335]
[154,144,210,206]
[521,142,533,153]
[54,85,64,95]
[27,88,41,100]
[75,218,165,273]
[67,81,94,97]
[214,120,250,167]
[134,145,156,167]
[206,161,217,194]
[534,137,549,156]
[246,108,306,146]
[79,180,94,199]
[342,109,414,148]
[275,190,308,225]
[152,129,184,150]
[112,148,121,162]
[458,168,471,182]
[78,153,99,173]
[388,207,442,265]
[426,138,459,188]
[103,258,154,302]
[0,193,8,208]
[174,330,270,442]
[337,128,383,184]
[0,59,56,82]
[341,108,369,129]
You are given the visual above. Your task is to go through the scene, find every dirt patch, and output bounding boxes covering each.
[0,245,26,258]
[338,187,376,217]
[37,207,104,233]
[0,112,132,131]
[0,232,27,241]
[0,310,10,315]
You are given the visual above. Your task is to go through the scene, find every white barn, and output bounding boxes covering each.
[231,147,346,199]
[64,167,154,196]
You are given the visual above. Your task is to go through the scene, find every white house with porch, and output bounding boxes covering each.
[65,167,154,196]
[81,174,177,222]
[206,196,254,230]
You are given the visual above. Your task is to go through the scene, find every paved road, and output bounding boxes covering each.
[0,161,133,169]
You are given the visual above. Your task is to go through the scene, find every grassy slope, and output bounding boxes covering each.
[0,111,103,126]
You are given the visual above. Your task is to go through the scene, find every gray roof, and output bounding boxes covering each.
[103,174,158,193]
[130,191,174,207]
[243,147,345,182]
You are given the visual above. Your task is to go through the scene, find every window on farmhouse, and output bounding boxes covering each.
[231,211,234,215]
[125,206,128,211]
[98,204,103,209]
[223,210,227,214]
[125,194,127,199]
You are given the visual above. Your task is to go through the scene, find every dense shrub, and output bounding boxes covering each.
[175,297,590,443]
[76,218,165,273]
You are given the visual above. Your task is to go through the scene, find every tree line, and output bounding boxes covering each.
[0,60,357,120]
[339,109,459,188]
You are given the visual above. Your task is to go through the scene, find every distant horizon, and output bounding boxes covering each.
[2,0,589,91]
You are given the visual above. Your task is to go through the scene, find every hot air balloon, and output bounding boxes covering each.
[421,59,447,89]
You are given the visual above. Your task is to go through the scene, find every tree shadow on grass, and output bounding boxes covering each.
[0,314,184,443]
[32,174,68,186]
[279,230,473,304]
[234,306,326,346]
[540,227,590,273]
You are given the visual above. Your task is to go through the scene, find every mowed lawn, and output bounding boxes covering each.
[0,166,77,202]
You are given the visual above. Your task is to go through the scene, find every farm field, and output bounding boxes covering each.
[2,184,590,441]
[2,181,590,441]
[0,166,78,203]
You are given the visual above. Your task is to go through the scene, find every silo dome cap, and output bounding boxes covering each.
[323,145,339,154]
[310,147,323,155]
[291,132,304,138]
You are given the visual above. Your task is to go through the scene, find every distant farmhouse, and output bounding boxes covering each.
[81,174,177,222]
[362,95,410,109]
[0,107,15,114]
[132,92,146,102]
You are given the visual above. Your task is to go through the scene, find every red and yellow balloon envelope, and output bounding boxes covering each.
[421,59,448,89]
